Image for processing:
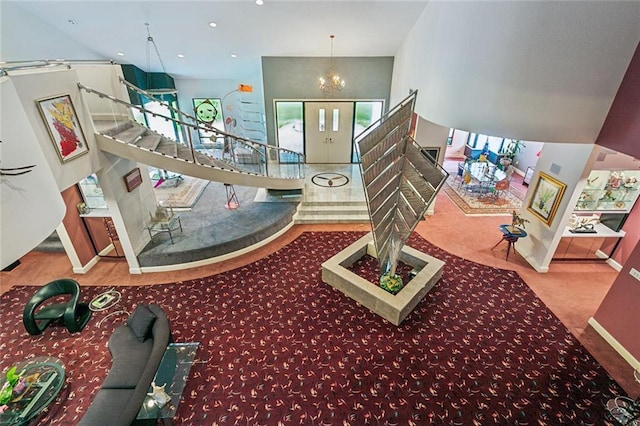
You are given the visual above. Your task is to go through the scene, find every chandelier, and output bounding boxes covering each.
[319,35,345,93]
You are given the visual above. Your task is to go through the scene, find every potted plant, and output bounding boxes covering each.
[380,272,403,295]
[0,366,26,405]
[500,139,525,169]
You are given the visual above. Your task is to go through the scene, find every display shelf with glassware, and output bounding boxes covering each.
[574,170,640,213]
[555,170,638,262]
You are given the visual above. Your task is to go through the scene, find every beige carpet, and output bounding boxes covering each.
[443,175,524,215]
[153,176,209,208]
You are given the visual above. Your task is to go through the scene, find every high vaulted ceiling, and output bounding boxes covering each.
[3,0,639,146]
[3,0,428,79]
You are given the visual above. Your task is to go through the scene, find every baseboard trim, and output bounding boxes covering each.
[606,258,623,271]
[98,244,115,256]
[72,255,99,274]
[588,317,640,371]
[139,222,294,273]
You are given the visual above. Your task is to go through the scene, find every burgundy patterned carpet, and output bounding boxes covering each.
[0,232,624,425]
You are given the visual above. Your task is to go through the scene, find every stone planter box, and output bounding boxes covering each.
[322,232,444,326]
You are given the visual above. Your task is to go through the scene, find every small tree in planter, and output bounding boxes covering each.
[500,140,525,169]
[380,271,403,295]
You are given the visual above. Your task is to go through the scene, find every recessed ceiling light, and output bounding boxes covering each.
[209,22,217,28]
[177,54,184,58]
[68,19,77,25]
[231,54,237,58]
[256,0,264,5]
[116,52,125,56]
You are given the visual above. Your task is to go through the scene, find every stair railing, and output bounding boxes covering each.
[118,78,296,177]
[78,82,304,180]
[0,59,117,77]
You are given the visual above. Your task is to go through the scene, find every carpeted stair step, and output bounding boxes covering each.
[176,144,195,162]
[211,158,247,173]
[300,200,368,207]
[293,202,370,224]
[155,138,178,157]
[192,151,248,173]
[33,231,65,253]
[136,134,162,151]
[93,120,134,136]
[110,124,147,144]
[193,151,216,167]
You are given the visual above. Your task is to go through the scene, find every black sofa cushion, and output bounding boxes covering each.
[127,304,157,342]
[79,388,135,425]
[102,327,154,389]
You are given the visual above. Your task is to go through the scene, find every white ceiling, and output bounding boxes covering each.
[3,0,639,148]
[5,0,428,80]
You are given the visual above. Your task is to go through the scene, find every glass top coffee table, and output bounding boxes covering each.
[136,342,199,423]
[0,357,65,425]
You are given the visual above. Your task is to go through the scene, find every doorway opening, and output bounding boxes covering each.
[275,100,384,164]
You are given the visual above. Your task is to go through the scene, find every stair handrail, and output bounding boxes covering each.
[78,82,267,173]
[118,77,261,168]
[78,83,304,178]
[1,59,117,77]
[119,78,272,152]
[111,79,301,160]
[120,77,222,137]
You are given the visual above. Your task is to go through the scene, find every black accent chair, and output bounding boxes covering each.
[23,278,92,335]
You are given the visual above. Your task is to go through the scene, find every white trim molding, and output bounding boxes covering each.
[588,316,640,372]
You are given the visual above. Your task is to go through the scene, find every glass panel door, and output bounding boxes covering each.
[275,101,303,162]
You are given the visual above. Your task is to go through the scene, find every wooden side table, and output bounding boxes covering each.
[491,224,527,260]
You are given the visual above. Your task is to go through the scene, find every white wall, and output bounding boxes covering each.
[413,116,450,215]
[75,64,131,119]
[0,78,66,269]
[175,74,266,144]
[9,69,101,191]
[96,153,156,274]
[391,1,640,144]
[5,65,159,272]
[516,141,544,174]
[413,116,449,164]
[447,129,469,159]
[262,56,394,145]
[517,143,596,272]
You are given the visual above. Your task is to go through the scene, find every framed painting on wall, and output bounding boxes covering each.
[37,94,89,163]
[527,171,567,225]
[123,168,143,192]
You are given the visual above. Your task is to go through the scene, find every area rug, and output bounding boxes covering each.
[0,232,625,425]
[153,175,209,208]
[443,175,524,215]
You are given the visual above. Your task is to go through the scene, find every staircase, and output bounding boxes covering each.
[93,120,303,190]
[79,81,304,191]
[293,200,370,224]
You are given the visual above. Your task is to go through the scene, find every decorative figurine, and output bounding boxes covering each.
[147,382,171,409]
[509,210,530,232]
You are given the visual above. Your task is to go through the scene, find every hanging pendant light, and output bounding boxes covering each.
[144,22,177,95]
[319,35,345,94]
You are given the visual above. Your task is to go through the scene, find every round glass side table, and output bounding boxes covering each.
[89,289,129,326]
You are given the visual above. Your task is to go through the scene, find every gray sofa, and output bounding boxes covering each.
[78,304,171,426]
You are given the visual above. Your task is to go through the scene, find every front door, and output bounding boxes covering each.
[304,102,354,163]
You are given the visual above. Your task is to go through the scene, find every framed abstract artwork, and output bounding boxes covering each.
[37,94,89,163]
[527,171,567,225]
